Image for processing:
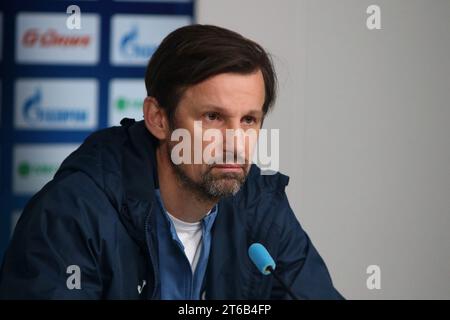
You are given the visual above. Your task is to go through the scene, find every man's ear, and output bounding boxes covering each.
[143,96,170,141]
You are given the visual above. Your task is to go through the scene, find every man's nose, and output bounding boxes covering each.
[223,119,243,148]
[222,121,248,163]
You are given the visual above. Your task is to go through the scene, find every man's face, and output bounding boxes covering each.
[166,70,265,201]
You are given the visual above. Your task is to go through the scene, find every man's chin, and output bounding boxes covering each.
[206,175,245,197]
[210,172,244,180]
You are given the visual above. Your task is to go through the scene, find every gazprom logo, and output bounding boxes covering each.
[15,79,98,130]
[111,14,191,66]
[22,88,87,124]
[120,26,156,59]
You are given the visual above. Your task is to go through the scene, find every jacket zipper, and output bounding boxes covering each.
[144,201,159,299]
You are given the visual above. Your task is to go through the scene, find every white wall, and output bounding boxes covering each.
[197,0,450,299]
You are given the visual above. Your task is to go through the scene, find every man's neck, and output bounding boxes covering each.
[156,145,216,223]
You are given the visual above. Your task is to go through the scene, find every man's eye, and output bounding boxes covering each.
[205,112,220,121]
[243,116,256,125]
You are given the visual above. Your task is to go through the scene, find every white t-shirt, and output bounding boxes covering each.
[166,212,203,273]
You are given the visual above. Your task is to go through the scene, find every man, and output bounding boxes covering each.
[0,24,343,299]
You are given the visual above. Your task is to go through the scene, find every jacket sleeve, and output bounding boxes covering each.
[0,172,105,299]
[270,191,344,300]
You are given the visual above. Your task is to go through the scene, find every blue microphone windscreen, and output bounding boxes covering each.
[248,243,276,275]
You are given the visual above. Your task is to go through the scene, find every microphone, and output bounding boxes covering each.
[248,243,300,300]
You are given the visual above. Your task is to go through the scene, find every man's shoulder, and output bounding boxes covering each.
[23,169,117,226]
[23,124,132,225]
[55,123,131,195]
[240,164,290,199]
[230,165,293,226]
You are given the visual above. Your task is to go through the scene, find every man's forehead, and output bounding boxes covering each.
[190,71,264,93]
[180,71,266,113]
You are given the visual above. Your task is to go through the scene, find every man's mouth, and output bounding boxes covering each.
[211,164,244,173]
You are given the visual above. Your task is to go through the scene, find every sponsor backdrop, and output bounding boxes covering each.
[0,1,194,261]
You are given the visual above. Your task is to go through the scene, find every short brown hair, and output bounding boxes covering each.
[145,24,277,124]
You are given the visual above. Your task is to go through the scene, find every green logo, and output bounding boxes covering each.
[115,97,142,111]
[18,162,30,177]
[18,161,57,177]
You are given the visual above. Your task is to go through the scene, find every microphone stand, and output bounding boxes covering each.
[267,266,301,300]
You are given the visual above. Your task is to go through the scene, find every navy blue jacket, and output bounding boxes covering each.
[0,119,343,299]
